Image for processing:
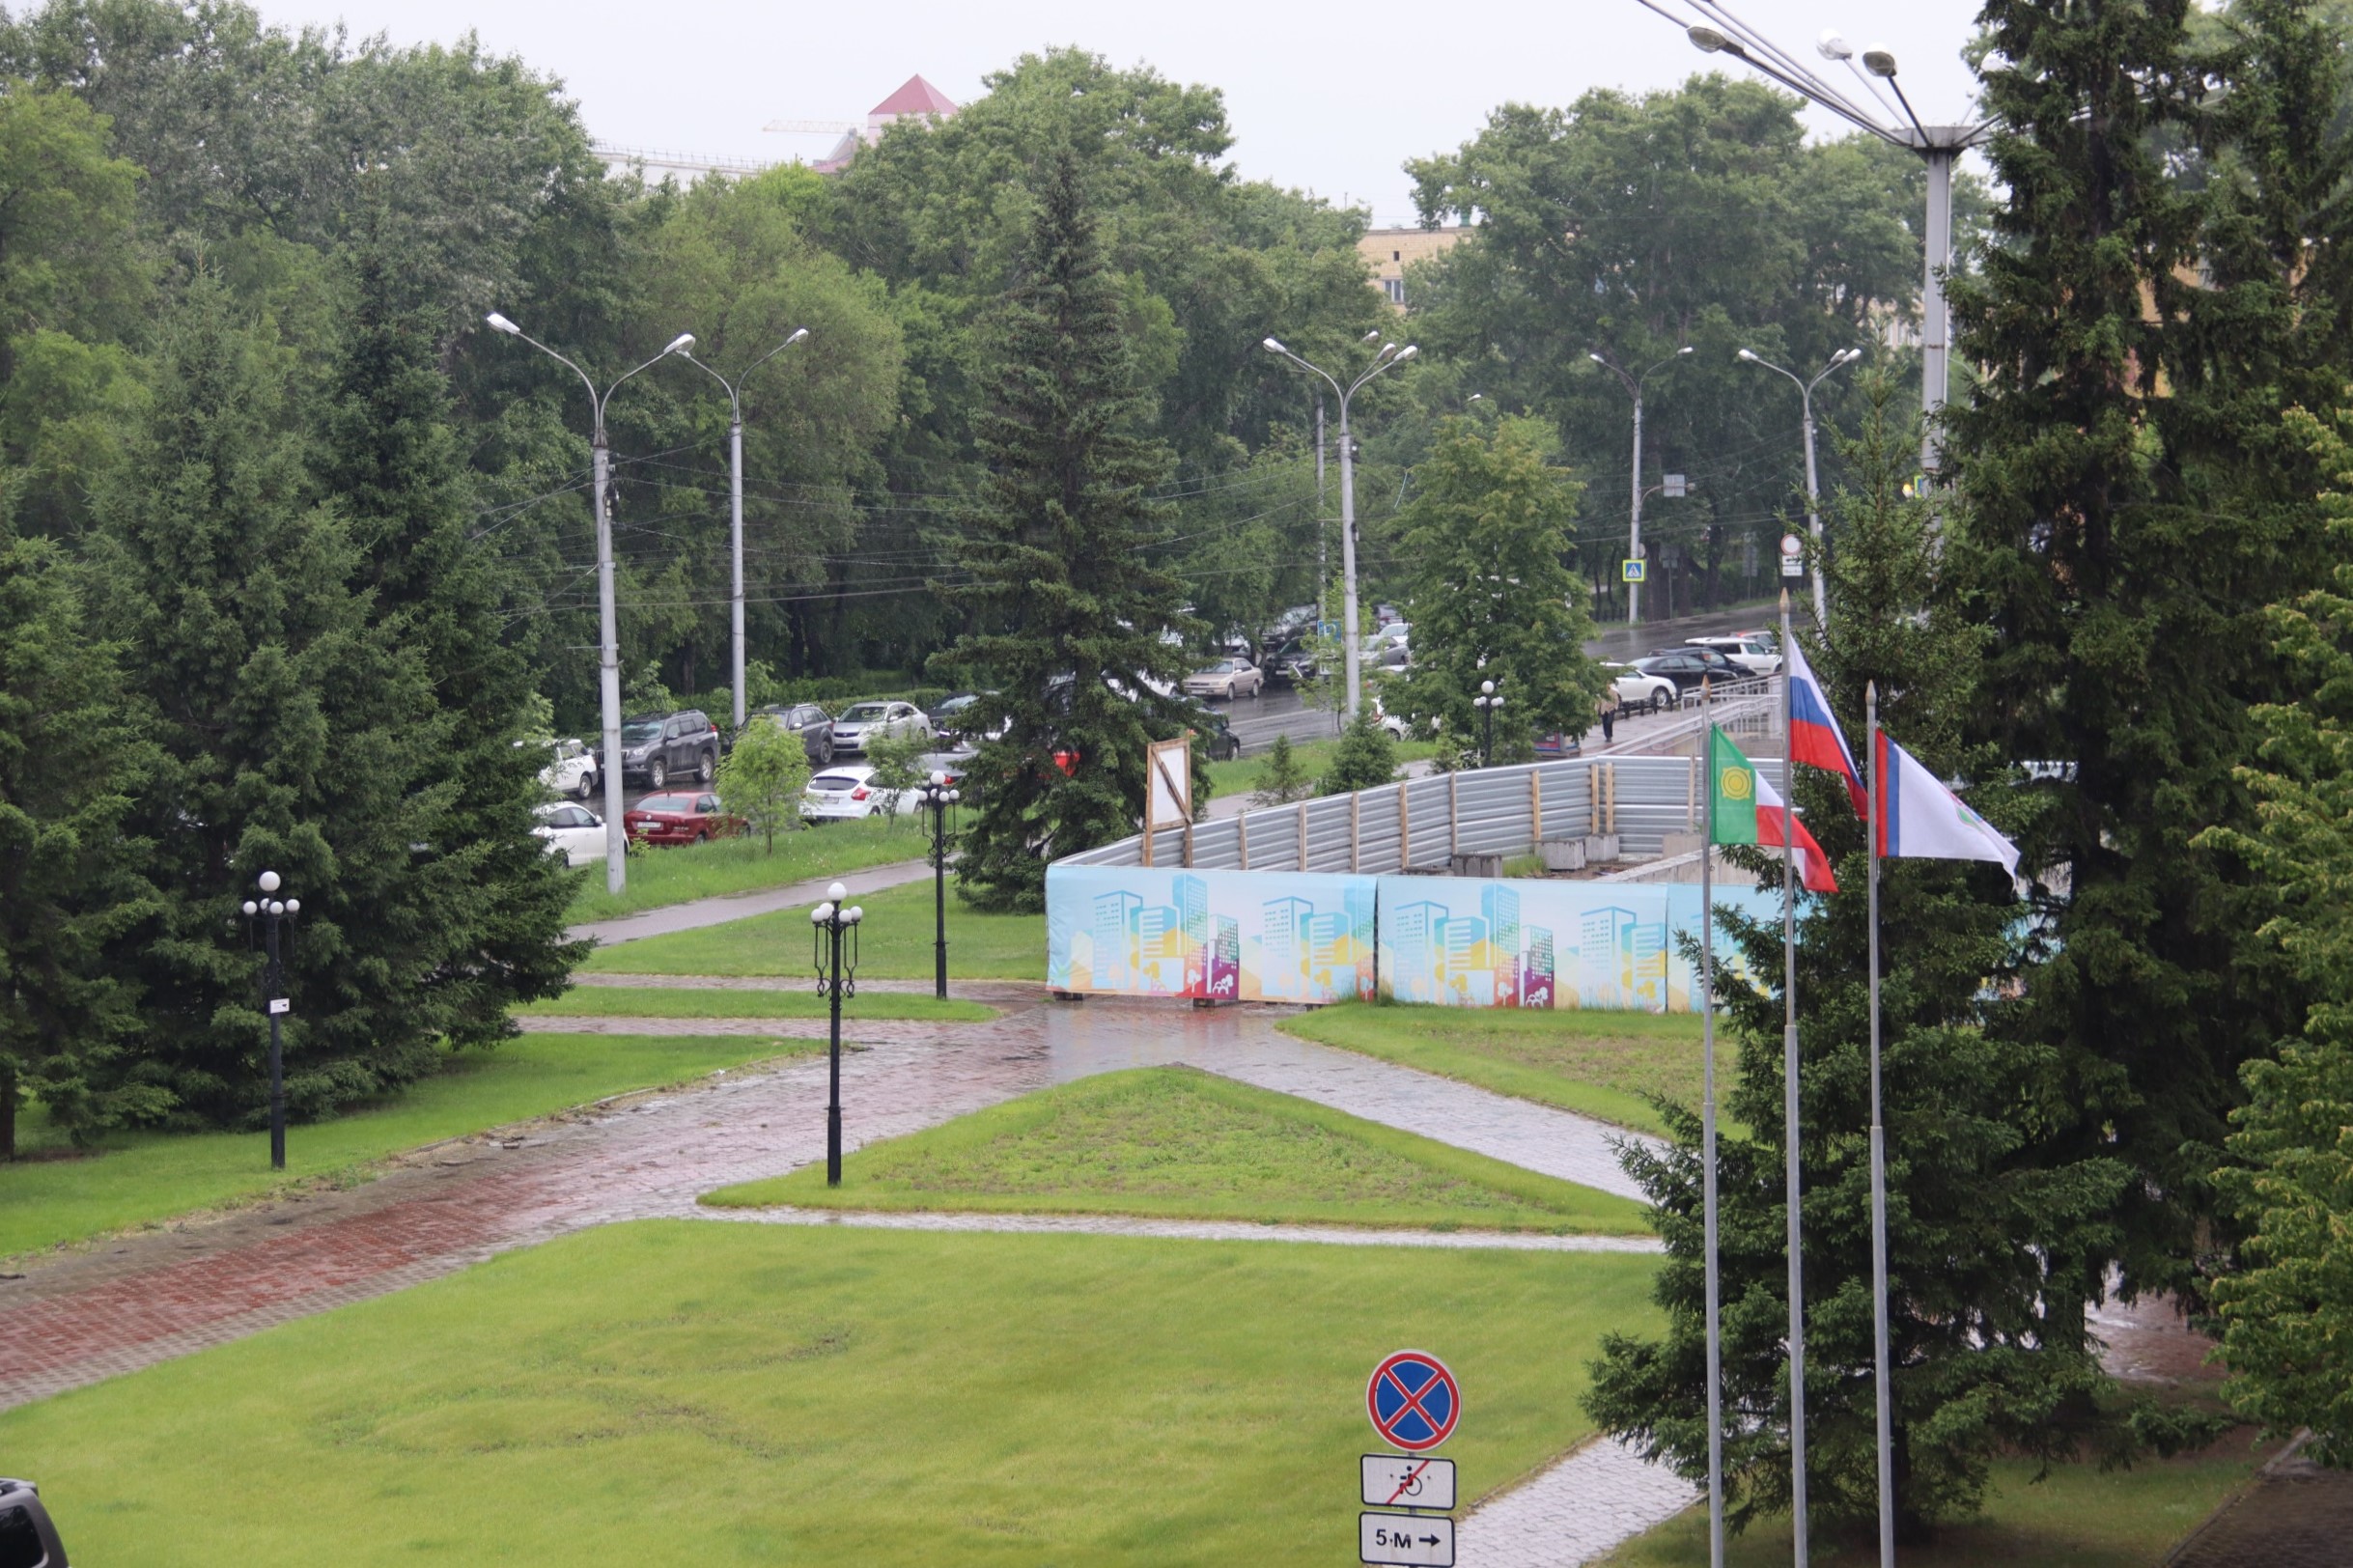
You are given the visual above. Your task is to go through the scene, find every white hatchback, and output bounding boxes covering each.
[533,800,608,866]
[800,764,921,822]
[536,737,599,799]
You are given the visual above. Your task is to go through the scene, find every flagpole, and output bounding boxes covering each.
[1780,588,1808,1564]
[1867,683,1893,1566]
[1700,680,1724,1568]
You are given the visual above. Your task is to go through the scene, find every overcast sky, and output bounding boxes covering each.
[268,0,1989,224]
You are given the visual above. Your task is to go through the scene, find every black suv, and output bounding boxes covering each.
[619,709,720,789]
[748,702,836,767]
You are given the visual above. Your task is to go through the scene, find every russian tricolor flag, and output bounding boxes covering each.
[1787,639,1867,818]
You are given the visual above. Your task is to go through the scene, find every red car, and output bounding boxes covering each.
[622,792,743,847]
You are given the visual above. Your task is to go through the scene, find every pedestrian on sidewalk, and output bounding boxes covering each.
[1597,689,1616,745]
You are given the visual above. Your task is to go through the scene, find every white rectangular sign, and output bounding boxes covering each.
[1360,1513,1453,1567]
[267,998,291,1016]
[1361,1455,1456,1510]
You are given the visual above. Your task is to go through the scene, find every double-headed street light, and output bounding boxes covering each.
[1589,346,1693,626]
[675,328,812,731]
[485,313,695,894]
[810,882,863,1187]
[1263,333,1418,719]
[1737,347,1863,625]
[1472,680,1504,769]
[916,770,962,999]
[240,871,300,1171]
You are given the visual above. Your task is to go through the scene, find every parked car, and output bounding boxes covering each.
[1264,639,1320,686]
[1633,648,1742,696]
[533,800,609,866]
[621,792,743,846]
[831,699,935,754]
[1684,634,1781,676]
[800,763,922,822]
[747,702,836,767]
[1189,710,1244,761]
[1371,694,1411,742]
[1646,646,1747,687]
[1184,658,1264,701]
[618,709,720,789]
[929,690,1002,742]
[1610,660,1680,713]
[1370,642,1414,673]
[536,737,599,800]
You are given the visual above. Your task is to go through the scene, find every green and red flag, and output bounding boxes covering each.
[1709,724,1759,846]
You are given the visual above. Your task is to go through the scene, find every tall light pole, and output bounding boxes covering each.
[1590,347,1693,627]
[810,882,862,1186]
[917,770,961,998]
[1263,334,1418,719]
[676,327,812,731]
[1737,347,1862,625]
[1642,3,1993,483]
[485,314,694,894]
[240,871,300,1171]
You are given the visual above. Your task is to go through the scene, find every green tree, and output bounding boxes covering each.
[1944,0,2353,1300]
[1392,416,1605,756]
[1317,712,1397,797]
[1588,385,2133,1540]
[938,147,1197,911]
[1250,734,1313,807]
[716,715,811,854]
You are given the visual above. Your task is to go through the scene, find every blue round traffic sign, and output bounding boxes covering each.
[1366,1350,1460,1452]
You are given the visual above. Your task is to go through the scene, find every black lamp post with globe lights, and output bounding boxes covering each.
[810,881,862,1186]
[240,871,300,1170]
[916,770,961,998]
[1472,680,1504,769]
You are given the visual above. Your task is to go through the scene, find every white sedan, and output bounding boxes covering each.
[533,800,609,866]
[1183,658,1264,701]
[536,738,599,799]
[1610,661,1679,713]
[831,700,935,754]
[800,764,923,823]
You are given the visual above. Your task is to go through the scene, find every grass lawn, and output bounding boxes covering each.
[0,1034,819,1261]
[519,987,994,1022]
[566,815,927,923]
[1597,1431,2267,1566]
[584,877,1045,980]
[1203,737,1441,801]
[707,1066,1650,1234]
[1282,1002,1713,1136]
[2,1221,1660,1565]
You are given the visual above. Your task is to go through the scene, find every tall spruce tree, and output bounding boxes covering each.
[1945,0,2353,1298]
[937,147,1197,911]
[1588,387,2134,1541]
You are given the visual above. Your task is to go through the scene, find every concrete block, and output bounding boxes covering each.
[1539,839,1586,872]
[1583,833,1622,864]
[1451,852,1503,880]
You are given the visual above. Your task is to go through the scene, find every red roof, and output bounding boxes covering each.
[871,74,958,118]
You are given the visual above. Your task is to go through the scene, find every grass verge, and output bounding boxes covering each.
[0,1034,819,1260]
[584,877,1045,980]
[1203,737,1441,801]
[706,1065,1649,1233]
[518,988,994,1022]
[1597,1430,2267,1566]
[0,1221,1659,1564]
[565,815,926,923]
[1280,1001,1711,1136]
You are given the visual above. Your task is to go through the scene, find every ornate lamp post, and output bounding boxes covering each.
[809,881,862,1186]
[916,770,962,998]
[1472,680,1504,769]
[240,871,300,1170]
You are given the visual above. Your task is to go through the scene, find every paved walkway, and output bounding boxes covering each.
[2166,1435,2353,1568]
[568,857,930,946]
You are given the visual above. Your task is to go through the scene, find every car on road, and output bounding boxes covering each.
[1685,633,1781,676]
[1263,638,1319,686]
[830,699,935,754]
[746,702,836,767]
[1634,648,1744,695]
[1184,658,1264,701]
[1189,709,1244,761]
[532,800,608,866]
[622,792,742,846]
[536,737,599,800]
[619,710,720,790]
[800,763,922,822]
[1610,660,1680,713]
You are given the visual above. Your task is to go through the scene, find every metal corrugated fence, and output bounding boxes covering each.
[1060,750,1791,874]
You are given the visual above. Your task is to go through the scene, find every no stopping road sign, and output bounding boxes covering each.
[1366,1350,1460,1453]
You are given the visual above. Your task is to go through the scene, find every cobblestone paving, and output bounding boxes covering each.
[699,1204,1667,1254]
[1460,1438,1698,1565]
[2165,1439,2353,1568]
[569,857,931,947]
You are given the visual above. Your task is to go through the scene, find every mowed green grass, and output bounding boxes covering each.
[584,877,1045,980]
[4,1221,1660,1565]
[1202,736,1441,800]
[1599,1432,2266,1567]
[519,987,994,1022]
[1283,1002,1713,1135]
[708,1066,1650,1234]
[0,1034,819,1260]
[567,814,927,922]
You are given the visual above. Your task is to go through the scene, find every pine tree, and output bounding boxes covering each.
[937,147,1198,911]
[1318,712,1397,796]
[1945,0,2353,1296]
[1588,387,2135,1541]
[1250,734,1312,807]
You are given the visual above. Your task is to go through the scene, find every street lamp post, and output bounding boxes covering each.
[1471,680,1503,769]
[240,872,300,1171]
[1263,334,1419,719]
[917,770,962,999]
[675,328,812,731]
[1736,347,1862,626]
[810,881,862,1187]
[1590,347,1694,626]
[485,314,696,895]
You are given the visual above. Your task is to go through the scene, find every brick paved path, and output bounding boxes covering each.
[2163,1438,2353,1568]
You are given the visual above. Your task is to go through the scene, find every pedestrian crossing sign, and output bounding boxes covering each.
[1621,559,1646,583]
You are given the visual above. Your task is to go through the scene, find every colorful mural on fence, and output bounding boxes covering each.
[1046,865,1378,1003]
[1376,877,1777,1013]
